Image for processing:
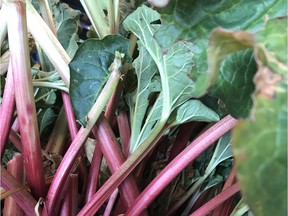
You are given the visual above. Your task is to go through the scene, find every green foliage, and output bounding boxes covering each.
[233,90,287,216]
[155,0,287,97]
[227,17,288,216]
[123,5,219,152]
[69,35,131,126]
[210,49,257,118]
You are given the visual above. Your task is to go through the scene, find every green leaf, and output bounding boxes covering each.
[124,5,196,152]
[233,84,287,216]
[254,18,288,76]
[38,108,57,135]
[52,1,81,52]
[126,43,161,147]
[69,35,131,126]
[210,49,257,118]
[155,0,287,95]
[169,99,219,126]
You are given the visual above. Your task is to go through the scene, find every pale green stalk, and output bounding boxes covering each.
[25,0,70,87]
[0,2,7,48]
[113,0,120,33]
[33,81,68,92]
[37,0,57,36]
[80,0,109,38]
[107,0,115,34]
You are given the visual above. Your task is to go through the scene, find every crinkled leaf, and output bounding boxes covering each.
[210,49,257,118]
[155,0,287,95]
[69,35,131,126]
[169,99,219,126]
[123,5,196,152]
[233,84,287,216]
[255,18,288,76]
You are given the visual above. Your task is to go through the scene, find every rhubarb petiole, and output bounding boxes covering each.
[6,0,46,198]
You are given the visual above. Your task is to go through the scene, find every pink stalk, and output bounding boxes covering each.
[0,62,15,158]
[9,129,23,153]
[85,142,103,203]
[92,114,141,209]
[212,165,237,216]
[78,127,167,215]
[3,155,25,216]
[45,58,123,215]
[60,174,79,216]
[117,111,131,158]
[168,122,205,162]
[190,183,240,215]
[1,166,39,215]
[6,0,46,198]
[12,117,20,133]
[61,92,78,140]
[103,189,119,216]
[125,115,237,215]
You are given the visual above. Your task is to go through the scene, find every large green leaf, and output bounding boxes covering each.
[232,17,287,216]
[69,35,131,126]
[254,18,288,76]
[155,0,287,95]
[233,87,287,216]
[210,49,257,118]
[124,5,198,152]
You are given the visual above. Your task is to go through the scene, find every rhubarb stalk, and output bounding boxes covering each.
[6,0,46,198]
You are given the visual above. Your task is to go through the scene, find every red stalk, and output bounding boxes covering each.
[117,111,131,158]
[103,189,119,216]
[6,0,46,198]
[60,174,79,216]
[1,166,39,215]
[9,129,23,153]
[12,117,20,133]
[190,183,240,215]
[125,115,237,215]
[2,155,25,216]
[168,122,205,162]
[212,165,237,216]
[85,142,103,203]
[92,114,141,210]
[78,127,167,215]
[0,62,15,158]
[45,66,122,215]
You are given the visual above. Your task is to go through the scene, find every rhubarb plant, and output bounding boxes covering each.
[0,0,287,216]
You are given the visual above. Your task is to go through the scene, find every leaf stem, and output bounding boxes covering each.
[79,0,109,38]
[26,0,70,87]
[45,54,123,215]
[1,166,38,215]
[190,183,240,216]
[0,63,15,158]
[78,121,168,215]
[6,0,46,198]
[125,115,237,215]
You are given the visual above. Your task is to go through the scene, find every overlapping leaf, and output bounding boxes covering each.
[155,0,287,97]
[69,35,131,126]
[232,17,288,216]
